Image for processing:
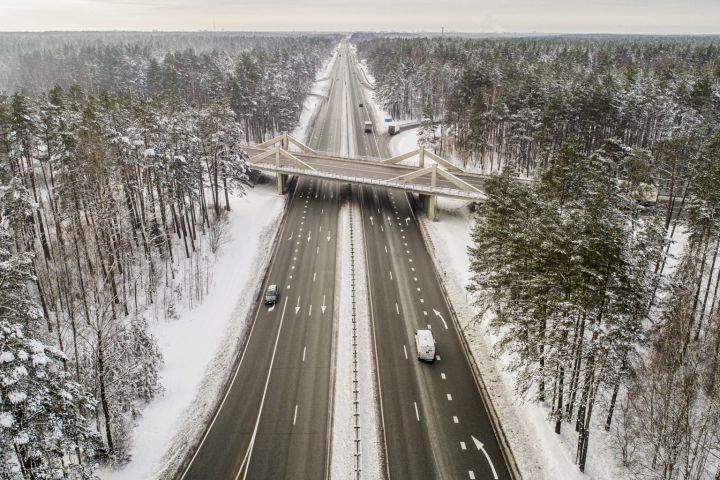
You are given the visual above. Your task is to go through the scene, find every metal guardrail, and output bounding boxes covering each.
[251,163,485,201]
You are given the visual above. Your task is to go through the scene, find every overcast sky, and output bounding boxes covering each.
[0,0,718,34]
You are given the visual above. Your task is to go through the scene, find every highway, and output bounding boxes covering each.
[180,42,350,480]
[343,44,514,479]
[181,40,514,480]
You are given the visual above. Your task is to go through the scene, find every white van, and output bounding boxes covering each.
[363,121,373,133]
[415,329,436,362]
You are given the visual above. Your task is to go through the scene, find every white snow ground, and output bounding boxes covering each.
[98,183,285,480]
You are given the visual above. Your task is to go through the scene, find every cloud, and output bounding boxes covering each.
[0,0,718,33]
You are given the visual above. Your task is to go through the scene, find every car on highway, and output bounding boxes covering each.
[415,329,436,362]
[359,102,364,107]
[265,284,279,305]
[364,120,373,133]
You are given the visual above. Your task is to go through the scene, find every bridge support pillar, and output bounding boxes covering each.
[419,194,437,221]
[277,173,287,195]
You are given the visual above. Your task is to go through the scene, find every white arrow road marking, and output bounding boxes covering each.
[295,297,301,315]
[321,296,327,314]
[327,235,331,242]
[433,309,449,329]
[405,217,411,225]
[268,304,275,312]
[370,216,374,225]
[472,436,499,480]
[307,233,311,243]
[287,231,294,241]
[387,216,392,223]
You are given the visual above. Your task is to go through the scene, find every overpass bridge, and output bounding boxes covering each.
[244,133,488,220]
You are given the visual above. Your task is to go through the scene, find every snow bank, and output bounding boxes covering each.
[330,196,382,480]
[98,182,285,480]
[417,180,627,480]
[291,47,338,143]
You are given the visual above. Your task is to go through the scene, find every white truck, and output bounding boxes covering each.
[415,329,436,362]
[363,120,373,133]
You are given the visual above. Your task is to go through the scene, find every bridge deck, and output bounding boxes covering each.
[243,145,489,201]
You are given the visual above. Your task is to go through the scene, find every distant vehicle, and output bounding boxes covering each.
[265,284,279,305]
[415,329,436,362]
[364,121,373,133]
[359,102,364,107]
[388,123,400,135]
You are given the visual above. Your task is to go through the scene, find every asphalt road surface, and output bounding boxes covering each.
[181,40,514,480]
[344,44,514,480]
[180,42,350,480]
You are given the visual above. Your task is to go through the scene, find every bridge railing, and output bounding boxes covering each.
[252,163,485,200]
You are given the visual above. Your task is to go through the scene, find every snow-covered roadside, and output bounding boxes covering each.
[98,182,285,480]
[99,45,341,480]
[419,196,641,480]
[382,119,578,477]
[291,47,338,142]
[330,196,383,480]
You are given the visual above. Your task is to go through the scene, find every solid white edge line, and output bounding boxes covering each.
[179,195,297,480]
[236,295,290,480]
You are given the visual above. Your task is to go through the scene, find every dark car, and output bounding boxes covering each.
[265,284,279,305]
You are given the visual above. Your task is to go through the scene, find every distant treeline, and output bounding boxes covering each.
[353,34,720,176]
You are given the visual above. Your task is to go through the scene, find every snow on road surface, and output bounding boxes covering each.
[99,183,285,480]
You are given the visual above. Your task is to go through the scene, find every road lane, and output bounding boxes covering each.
[342,42,515,479]
[182,42,347,480]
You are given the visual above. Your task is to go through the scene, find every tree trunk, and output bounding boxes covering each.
[97,331,114,453]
